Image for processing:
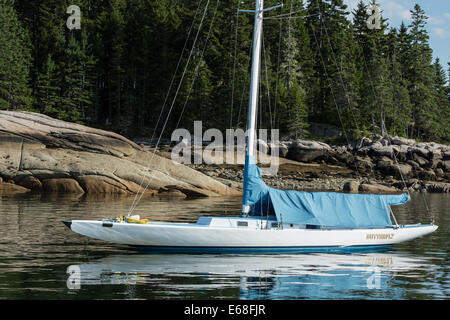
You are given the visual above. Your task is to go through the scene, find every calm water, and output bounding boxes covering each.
[0,191,448,300]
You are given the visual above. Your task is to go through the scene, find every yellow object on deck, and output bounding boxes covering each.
[126,217,149,224]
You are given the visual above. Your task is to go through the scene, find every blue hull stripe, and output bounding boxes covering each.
[132,244,392,253]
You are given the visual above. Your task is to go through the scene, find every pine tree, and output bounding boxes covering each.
[93,0,126,128]
[306,0,359,135]
[383,27,412,137]
[277,0,311,137]
[227,0,253,129]
[5,0,448,145]
[0,0,32,110]
[34,0,66,114]
[35,54,60,115]
[432,58,449,142]
[352,0,391,137]
[447,62,450,105]
[60,31,95,123]
[406,4,437,140]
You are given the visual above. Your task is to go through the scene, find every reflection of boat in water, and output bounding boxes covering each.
[70,251,431,299]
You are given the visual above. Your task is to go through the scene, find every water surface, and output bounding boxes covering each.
[0,191,448,299]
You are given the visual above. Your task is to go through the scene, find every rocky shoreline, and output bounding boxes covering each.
[1,111,448,196]
[176,135,450,194]
[0,111,239,197]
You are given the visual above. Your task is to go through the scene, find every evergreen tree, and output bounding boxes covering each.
[447,62,450,105]
[432,58,449,142]
[406,4,437,140]
[35,54,60,115]
[352,0,391,137]
[94,0,126,127]
[384,27,412,137]
[4,0,448,144]
[33,0,66,114]
[307,0,359,135]
[60,31,95,123]
[0,0,32,110]
[276,0,312,137]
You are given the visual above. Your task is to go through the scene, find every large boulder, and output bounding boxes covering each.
[267,141,289,158]
[443,151,450,161]
[389,136,416,146]
[0,111,239,197]
[441,161,450,172]
[286,139,332,162]
[424,182,450,193]
[343,180,359,193]
[408,146,430,160]
[358,183,399,193]
[370,144,395,159]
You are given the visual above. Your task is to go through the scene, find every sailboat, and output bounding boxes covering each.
[63,0,437,252]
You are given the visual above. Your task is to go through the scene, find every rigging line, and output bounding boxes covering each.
[128,0,210,216]
[407,154,433,221]
[384,129,411,196]
[316,12,363,181]
[286,0,293,120]
[359,53,385,184]
[273,4,283,130]
[359,41,421,219]
[324,15,411,206]
[357,29,411,195]
[264,13,320,20]
[420,185,433,222]
[127,0,211,216]
[361,51,385,135]
[263,10,319,20]
[390,42,399,134]
[236,39,253,128]
[309,21,362,181]
[286,1,292,119]
[127,0,204,215]
[150,0,204,142]
[230,0,240,129]
[386,44,419,198]
[259,57,262,132]
[175,0,220,129]
[262,26,273,131]
[319,14,361,135]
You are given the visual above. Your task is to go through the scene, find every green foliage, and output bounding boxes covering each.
[0,0,32,110]
[5,0,449,143]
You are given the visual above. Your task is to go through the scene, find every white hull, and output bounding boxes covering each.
[64,217,437,252]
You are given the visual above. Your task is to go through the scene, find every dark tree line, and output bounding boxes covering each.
[1,0,449,143]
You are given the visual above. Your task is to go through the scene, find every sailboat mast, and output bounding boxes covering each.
[242,0,264,215]
[241,1,282,215]
[246,0,264,158]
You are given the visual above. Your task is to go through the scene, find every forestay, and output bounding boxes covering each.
[242,156,410,229]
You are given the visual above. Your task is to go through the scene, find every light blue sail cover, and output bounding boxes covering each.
[242,156,409,228]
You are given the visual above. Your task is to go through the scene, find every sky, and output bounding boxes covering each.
[344,0,450,68]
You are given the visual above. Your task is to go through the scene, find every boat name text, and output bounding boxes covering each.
[366,233,394,240]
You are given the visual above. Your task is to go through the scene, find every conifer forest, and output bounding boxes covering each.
[1,0,449,143]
